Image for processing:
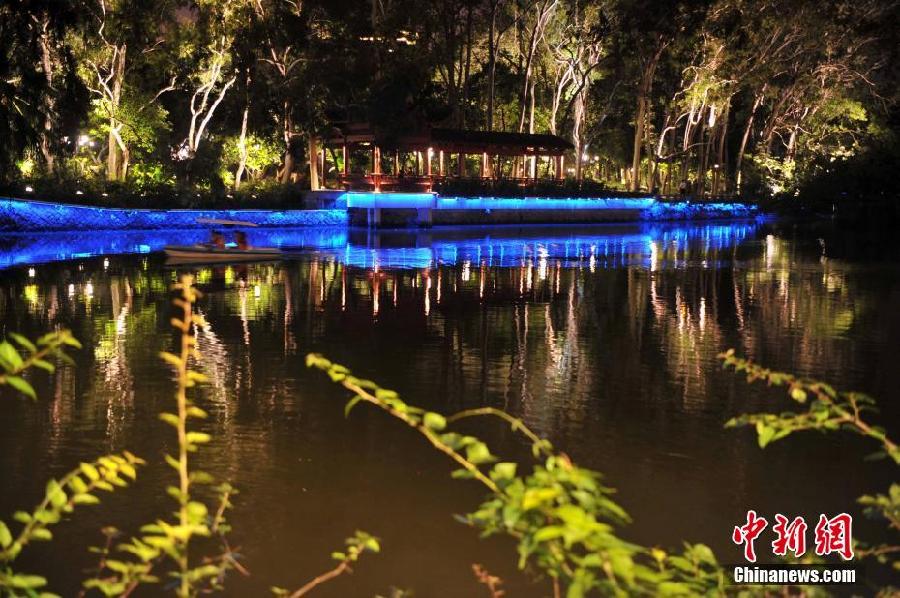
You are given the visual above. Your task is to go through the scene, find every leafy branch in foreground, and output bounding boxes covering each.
[271,531,380,598]
[719,350,900,577]
[307,354,740,598]
[0,330,81,400]
[719,349,898,463]
[82,275,239,597]
[0,452,144,596]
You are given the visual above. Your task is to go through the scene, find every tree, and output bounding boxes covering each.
[77,0,179,181]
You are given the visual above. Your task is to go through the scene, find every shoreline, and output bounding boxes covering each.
[1,194,759,233]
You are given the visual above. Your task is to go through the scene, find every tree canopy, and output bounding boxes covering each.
[1,0,897,201]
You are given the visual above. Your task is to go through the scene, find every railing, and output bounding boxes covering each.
[337,174,433,193]
[334,174,740,202]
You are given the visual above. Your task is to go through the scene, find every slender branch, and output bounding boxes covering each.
[286,559,352,598]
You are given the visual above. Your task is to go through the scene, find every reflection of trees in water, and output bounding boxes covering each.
[734,235,865,378]
[0,232,889,472]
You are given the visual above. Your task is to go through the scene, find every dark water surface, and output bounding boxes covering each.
[0,221,897,596]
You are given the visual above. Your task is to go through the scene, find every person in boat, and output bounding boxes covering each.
[209,230,226,249]
[234,231,250,250]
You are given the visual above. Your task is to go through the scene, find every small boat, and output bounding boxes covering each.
[165,221,283,265]
[164,245,284,265]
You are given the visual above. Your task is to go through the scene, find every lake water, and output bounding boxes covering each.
[0,221,897,596]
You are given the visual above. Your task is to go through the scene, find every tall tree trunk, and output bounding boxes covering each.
[696,109,710,195]
[234,99,250,190]
[308,135,320,191]
[280,101,294,184]
[630,93,646,191]
[715,100,730,193]
[37,14,56,174]
[487,1,498,131]
[630,44,663,192]
[461,3,473,128]
[518,0,556,133]
[735,92,763,193]
[107,45,127,181]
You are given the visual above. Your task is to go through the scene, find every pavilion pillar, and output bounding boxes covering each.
[394,150,399,176]
[425,149,432,176]
[521,154,527,179]
[342,145,348,176]
[320,148,327,186]
[479,153,486,178]
[415,150,420,176]
[373,145,381,191]
[438,151,445,176]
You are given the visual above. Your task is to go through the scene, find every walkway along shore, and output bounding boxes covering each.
[0,193,758,233]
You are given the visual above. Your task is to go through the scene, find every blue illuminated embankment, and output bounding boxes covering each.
[437,195,657,211]
[0,197,347,232]
[341,192,757,225]
[643,201,757,220]
[343,192,658,212]
[2,194,759,234]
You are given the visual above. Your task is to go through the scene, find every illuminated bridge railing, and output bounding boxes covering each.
[0,197,348,232]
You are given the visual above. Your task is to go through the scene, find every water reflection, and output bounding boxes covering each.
[0,221,896,596]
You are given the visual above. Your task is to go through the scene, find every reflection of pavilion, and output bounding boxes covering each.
[323,123,574,191]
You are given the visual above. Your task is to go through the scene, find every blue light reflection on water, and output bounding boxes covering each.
[0,221,759,271]
[0,228,348,269]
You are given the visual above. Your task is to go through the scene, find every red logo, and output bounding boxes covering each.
[733,510,768,562]
[733,511,853,562]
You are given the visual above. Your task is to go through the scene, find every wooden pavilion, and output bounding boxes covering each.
[320,122,574,192]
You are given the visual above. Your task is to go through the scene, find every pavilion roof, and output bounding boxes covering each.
[324,123,573,156]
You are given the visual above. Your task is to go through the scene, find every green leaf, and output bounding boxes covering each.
[423,412,447,431]
[8,574,47,589]
[491,462,517,481]
[159,412,180,428]
[533,525,565,542]
[756,422,776,448]
[344,396,363,417]
[186,432,212,445]
[31,528,52,541]
[0,342,23,372]
[79,463,100,481]
[8,333,36,353]
[790,387,808,403]
[5,375,36,399]
[30,359,55,373]
[72,494,100,505]
[159,352,182,368]
[67,476,89,494]
[46,480,67,508]
[0,520,11,548]
[465,441,494,465]
[522,487,560,510]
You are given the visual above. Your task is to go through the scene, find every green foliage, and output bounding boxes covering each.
[719,349,900,579]
[0,331,81,400]
[82,276,238,597]
[0,452,145,597]
[719,349,899,463]
[220,134,282,186]
[307,354,737,596]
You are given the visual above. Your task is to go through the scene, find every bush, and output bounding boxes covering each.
[0,177,307,210]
